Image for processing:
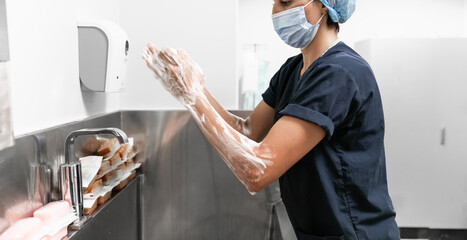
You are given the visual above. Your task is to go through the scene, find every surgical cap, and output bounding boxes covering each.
[319,0,356,23]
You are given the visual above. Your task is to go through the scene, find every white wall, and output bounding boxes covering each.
[118,0,238,110]
[6,0,238,136]
[238,0,299,83]
[5,0,123,136]
[6,0,84,136]
[76,0,119,22]
[5,0,467,135]
[341,0,466,46]
[465,3,467,35]
[238,0,467,83]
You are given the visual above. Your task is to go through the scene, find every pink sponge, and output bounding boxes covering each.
[0,217,42,240]
[33,200,71,223]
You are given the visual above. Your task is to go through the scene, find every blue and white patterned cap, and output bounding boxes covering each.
[319,0,356,23]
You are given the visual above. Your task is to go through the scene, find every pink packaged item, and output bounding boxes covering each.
[0,218,9,236]
[33,201,71,223]
[40,226,67,240]
[4,201,43,224]
[0,217,42,240]
[32,201,75,240]
[0,200,76,240]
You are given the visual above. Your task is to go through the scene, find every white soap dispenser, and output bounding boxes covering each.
[78,20,129,92]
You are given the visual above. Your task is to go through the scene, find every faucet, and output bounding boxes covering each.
[60,128,128,220]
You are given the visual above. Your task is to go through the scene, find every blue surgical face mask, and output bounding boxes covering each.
[272,0,325,49]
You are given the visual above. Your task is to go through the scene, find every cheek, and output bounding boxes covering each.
[271,5,280,15]
[304,7,321,24]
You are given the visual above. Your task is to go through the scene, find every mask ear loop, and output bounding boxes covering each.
[304,0,314,8]
[316,13,326,25]
[304,0,325,26]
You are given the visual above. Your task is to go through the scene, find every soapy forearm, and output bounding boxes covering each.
[203,89,251,137]
[187,93,273,193]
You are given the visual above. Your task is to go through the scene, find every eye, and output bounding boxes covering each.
[280,1,292,7]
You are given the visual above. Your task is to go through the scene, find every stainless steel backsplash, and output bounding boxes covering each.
[0,112,122,220]
[0,110,280,240]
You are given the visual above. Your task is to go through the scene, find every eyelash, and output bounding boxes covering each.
[280,1,292,6]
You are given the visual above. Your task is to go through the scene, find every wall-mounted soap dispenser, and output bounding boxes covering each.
[78,20,129,92]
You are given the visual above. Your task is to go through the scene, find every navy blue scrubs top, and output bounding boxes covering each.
[262,42,400,240]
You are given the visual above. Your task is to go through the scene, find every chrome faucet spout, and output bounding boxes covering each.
[64,128,128,164]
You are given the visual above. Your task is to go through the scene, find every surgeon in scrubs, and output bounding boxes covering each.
[143,0,400,239]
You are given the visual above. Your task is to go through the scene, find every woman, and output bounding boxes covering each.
[142,0,399,239]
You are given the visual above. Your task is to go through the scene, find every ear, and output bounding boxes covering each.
[320,3,328,14]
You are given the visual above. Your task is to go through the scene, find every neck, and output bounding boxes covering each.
[300,26,338,76]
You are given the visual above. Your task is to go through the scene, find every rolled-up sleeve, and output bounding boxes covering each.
[279,64,358,140]
[262,71,279,109]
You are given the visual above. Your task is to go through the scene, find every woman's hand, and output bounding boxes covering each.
[142,43,206,106]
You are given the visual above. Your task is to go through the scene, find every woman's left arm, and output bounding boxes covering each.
[249,115,325,192]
